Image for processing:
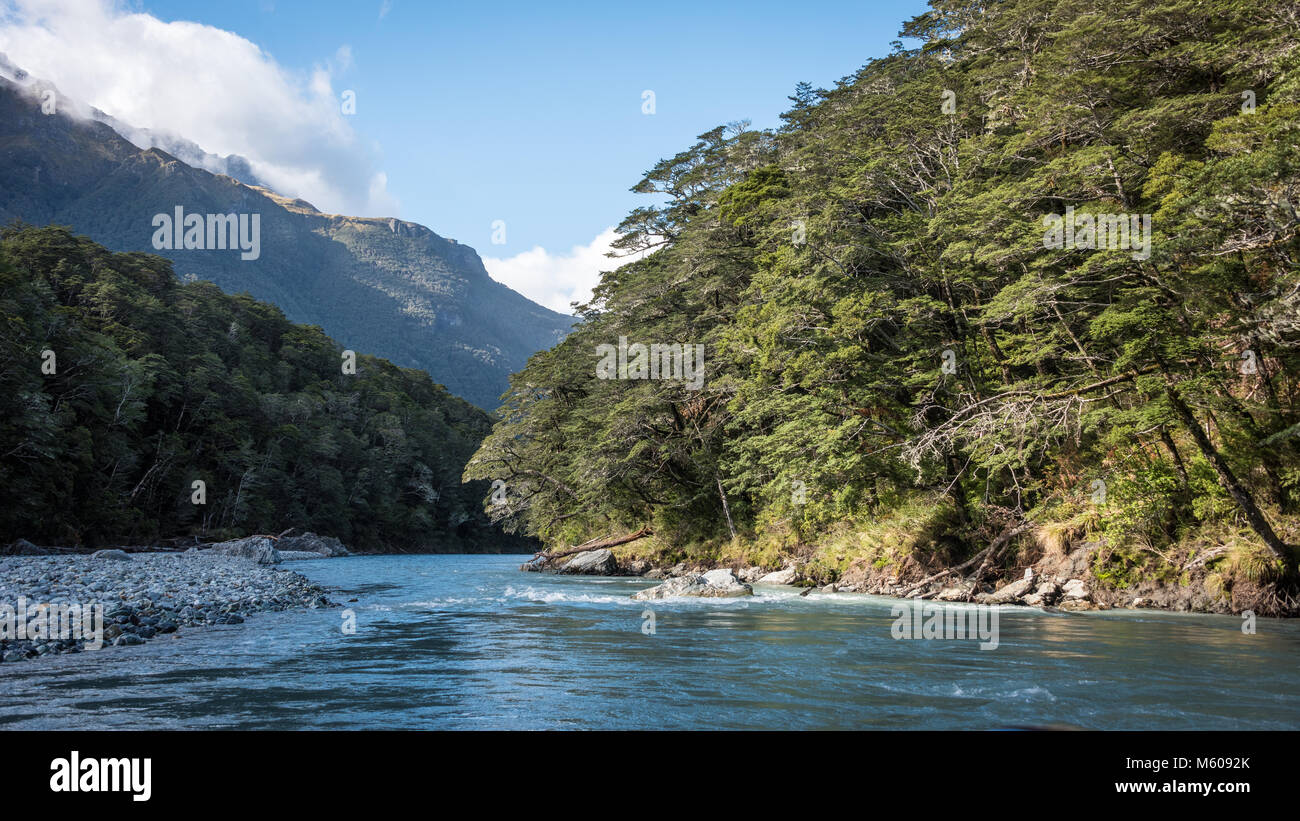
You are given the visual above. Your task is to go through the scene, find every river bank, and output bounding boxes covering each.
[525,529,1300,618]
[0,535,342,664]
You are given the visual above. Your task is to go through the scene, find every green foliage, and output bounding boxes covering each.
[0,226,517,551]
[467,0,1300,570]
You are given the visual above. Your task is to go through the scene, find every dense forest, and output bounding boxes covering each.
[0,225,515,551]
[466,0,1300,599]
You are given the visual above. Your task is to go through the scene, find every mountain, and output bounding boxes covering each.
[0,65,572,409]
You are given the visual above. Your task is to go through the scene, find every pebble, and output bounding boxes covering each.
[0,553,333,664]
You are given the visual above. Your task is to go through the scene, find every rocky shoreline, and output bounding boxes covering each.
[0,534,347,664]
[525,541,1289,615]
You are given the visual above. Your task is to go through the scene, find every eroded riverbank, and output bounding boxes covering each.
[526,536,1300,617]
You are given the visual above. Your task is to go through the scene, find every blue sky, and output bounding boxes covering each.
[1,0,932,309]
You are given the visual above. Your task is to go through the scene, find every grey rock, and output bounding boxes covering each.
[558,548,619,576]
[4,538,52,556]
[756,567,799,585]
[935,583,974,601]
[986,576,1035,605]
[632,569,753,600]
[0,546,334,665]
[736,567,766,583]
[91,549,131,561]
[277,532,350,557]
[1061,578,1090,600]
[210,536,280,565]
[1057,598,1100,612]
[1022,580,1061,608]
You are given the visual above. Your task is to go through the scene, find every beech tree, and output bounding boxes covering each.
[466,0,1299,578]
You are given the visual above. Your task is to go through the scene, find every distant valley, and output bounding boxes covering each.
[0,61,573,410]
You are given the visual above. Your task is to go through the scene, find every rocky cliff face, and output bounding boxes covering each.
[0,72,572,409]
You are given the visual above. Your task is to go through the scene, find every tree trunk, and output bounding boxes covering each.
[716,475,738,541]
[1164,380,1290,562]
[1158,426,1190,496]
[532,527,653,561]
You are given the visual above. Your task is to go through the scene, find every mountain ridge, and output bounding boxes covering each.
[0,65,572,409]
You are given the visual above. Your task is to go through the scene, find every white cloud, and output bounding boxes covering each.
[0,0,397,217]
[483,227,647,314]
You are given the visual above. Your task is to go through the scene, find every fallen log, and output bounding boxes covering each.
[897,522,1033,598]
[530,526,653,563]
[962,523,1033,602]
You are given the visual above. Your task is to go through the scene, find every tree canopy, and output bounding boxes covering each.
[465,0,1300,585]
[1,225,516,551]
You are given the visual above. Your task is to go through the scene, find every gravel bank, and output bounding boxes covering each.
[0,552,333,663]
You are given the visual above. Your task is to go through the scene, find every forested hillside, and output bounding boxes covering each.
[0,75,573,410]
[466,0,1300,603]
[0,226,519,552]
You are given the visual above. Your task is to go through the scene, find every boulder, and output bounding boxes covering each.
[1022,580,1061,608]
[90,549,131,561]
[985,576,1035,605]
[1057,598,1100,612]
[210,536,280,565]
[737,567,767,583]
[624,559,652,576]
[701,569,743,587]
[558,548,619,576]
[1061,578,1090,601]
[757,567,799,585]
[3,539,53,556]
[277,532,350,557]
[632,569,753,600]
[935,583,974,602]
[277,550,329,561]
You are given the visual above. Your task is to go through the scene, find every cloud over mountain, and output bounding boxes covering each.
[0,0,395,217]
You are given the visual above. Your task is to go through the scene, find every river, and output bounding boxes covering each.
[1,554,1296,729]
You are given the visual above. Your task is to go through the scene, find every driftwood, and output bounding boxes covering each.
[897,522,1033,598]
[1183,545,1228,571]
[232,528,295,543]
[530,527,653,563]
[962,523,1034,602]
